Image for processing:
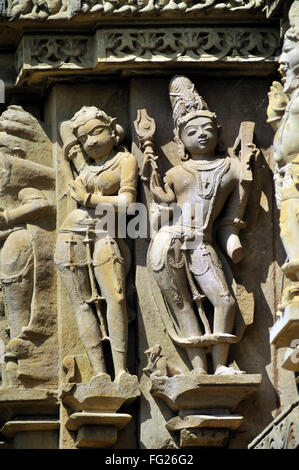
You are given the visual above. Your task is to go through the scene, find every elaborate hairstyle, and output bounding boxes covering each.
[60,106,125,161]
[169,75,219,135]
[169,75,221,160]
[70,106,115,137]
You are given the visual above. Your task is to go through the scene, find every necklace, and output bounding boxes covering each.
[183,158,230,200]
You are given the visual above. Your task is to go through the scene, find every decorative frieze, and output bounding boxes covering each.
[15,35,94,76]
[15,27,280,84]
[5,0,266,22]
[249,402,299,449]
[98,28,279,63]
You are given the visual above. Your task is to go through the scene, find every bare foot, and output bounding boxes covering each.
[114,370,128,382]
[215,365,246,376]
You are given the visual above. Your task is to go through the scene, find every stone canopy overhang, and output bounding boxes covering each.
[0,0,283,100]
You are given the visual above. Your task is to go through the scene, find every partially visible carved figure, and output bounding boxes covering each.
[8,0,68,19]
[138,76,260,375]
[55,106,138,382]
[0,106,56,387]
[9,0,32,18]
[7,0,265,18]
[267,8,299,313]
[0,187,50,339]
[143,344,182,378]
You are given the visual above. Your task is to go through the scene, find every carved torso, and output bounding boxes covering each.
[164,156,240,238]
[60,150,136,231]
[274,91,299,165]
[78,152,123,196]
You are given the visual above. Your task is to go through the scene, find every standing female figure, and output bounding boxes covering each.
[55,106,138,381]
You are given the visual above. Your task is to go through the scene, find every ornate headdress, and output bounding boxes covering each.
[70,106,115,137]
[60,106,124,160]
[169,75,219,135]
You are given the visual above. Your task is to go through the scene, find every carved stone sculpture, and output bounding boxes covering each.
[141,76,260,376]
[143,344,182,378]
[134,78,263,447]
[5,0,265,20]
[55,106,138,382]
[269,24,299,284]
[55,105,140,448]
[0,105,56,388]
[267,2,299,370]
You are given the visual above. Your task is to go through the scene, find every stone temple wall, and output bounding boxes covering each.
[0,0,298,450]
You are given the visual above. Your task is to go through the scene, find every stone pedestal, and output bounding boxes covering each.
[60,373,140,448]
[270,298,299,372]
[0,387,59,449]
[66,412,132,448]
[149,373,262,448]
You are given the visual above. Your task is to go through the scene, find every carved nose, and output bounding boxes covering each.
[87,138,98,147]
[198,131,207,139]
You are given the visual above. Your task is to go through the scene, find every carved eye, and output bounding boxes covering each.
[91,127,104,136]
[184,181,189,187]
[186,129,196,137]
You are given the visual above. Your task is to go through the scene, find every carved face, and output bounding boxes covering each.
[279,38,299,92]
[180,116,218,157]
[76,118,115,160]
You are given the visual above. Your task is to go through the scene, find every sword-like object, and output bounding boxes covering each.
[83,228,109,341]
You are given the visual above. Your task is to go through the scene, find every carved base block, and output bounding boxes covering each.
[150,373,262,411]
[1,417,59,438]
[66,412,132,448]
[1,418,59,449]
[0,386,58,419]
[166,414,244,431]
[60,372,140,412]
[0,387,59,449]
[76,425,117,448]
[270,301,299,349]
[167,413,243,448]
[60,373,140,448]
[150,373,261,448]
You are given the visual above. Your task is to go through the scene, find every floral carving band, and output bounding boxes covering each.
[15,27,280,83]
[97,28,280,63]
